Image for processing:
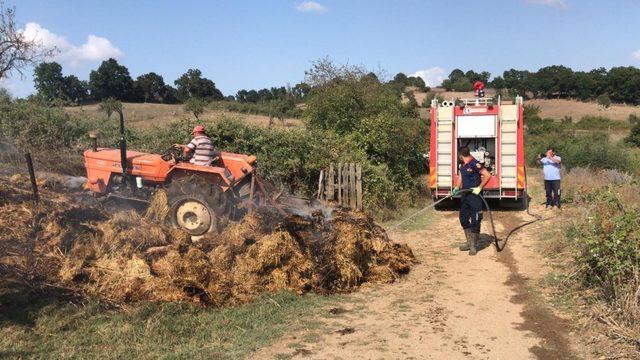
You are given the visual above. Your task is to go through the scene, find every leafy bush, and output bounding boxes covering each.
[0,100,89,151]
[575,115,629,130]
[525,106,637,174]
[569,185,640,325]
[209,100,303,119]
[527,130,633,173]
[421,92,444,107]
[627,121,640,147]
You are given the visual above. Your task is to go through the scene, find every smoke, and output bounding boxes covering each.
[0,136,22,170]
[0,136,19,156]
[279,195,335,219]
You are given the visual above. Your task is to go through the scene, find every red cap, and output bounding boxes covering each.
[192,125,205,134]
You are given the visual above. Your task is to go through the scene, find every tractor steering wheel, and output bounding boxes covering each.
[161,144,191,162]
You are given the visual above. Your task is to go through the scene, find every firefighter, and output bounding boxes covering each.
[179,125,219,165]
[452,146,491,256]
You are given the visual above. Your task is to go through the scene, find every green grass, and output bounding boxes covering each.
[0,290,327,359]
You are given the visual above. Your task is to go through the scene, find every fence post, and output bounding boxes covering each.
[349,163,356,209]
[338,162,342,205]
[317,169,324,199]
[327,163,334,201]
[343,163,349,207]
[356,164,362,211]
[24,153,39,204]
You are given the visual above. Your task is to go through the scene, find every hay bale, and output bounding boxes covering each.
[99,211,169,252]
[365,265,396,283]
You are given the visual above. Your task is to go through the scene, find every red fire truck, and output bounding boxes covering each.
[428,90,526,207]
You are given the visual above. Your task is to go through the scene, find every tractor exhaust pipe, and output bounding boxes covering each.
[118,110,128,180]
[89,131,98,152]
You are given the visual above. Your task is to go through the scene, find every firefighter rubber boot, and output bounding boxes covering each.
[469,232,478,256]
[459,228,473,251]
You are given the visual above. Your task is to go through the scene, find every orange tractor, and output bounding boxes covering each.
[83,112,287,235]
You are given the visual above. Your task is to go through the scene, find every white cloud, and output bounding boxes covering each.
[412,67,446,87]
[525,0,567,8]
[19,22,123,67]
[295,1,327,14]
[633,49,640,61]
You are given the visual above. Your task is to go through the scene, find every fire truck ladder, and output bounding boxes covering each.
[499,101,519,199]
[435,103,455,193]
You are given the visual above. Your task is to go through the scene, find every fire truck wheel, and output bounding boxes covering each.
[166,176,230,235]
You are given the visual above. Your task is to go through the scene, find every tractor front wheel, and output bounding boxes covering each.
[166,176,230,235]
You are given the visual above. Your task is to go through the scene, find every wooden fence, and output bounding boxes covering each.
[317,163,363,210]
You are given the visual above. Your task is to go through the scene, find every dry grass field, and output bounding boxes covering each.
[527,98,639,121]
[68,91,639,129]
[65,102,303,129]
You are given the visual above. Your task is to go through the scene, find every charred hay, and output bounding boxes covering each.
[0,176,416,305]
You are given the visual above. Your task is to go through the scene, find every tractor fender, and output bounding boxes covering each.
[166,168,230,192]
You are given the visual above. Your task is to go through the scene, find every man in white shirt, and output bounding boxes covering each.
[536,147,562,209]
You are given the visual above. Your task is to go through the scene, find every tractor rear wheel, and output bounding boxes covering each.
[166,176,231,235]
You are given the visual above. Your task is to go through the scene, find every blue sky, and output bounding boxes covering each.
[4,0,640,98]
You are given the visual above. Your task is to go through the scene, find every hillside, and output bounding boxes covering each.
[65,103,303,129]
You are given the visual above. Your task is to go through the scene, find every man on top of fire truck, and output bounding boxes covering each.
[452,146,491,256]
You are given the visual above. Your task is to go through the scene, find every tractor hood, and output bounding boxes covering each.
[84,148,173,192]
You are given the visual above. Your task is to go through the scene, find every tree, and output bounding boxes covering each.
[0,2,56,80]
[422,92,444,107]
[174,68,223,101]
[534,65,574,98]
[292,82,311,101]
[597,95,611,109]
[491,76,506,93]
[99,98,122,120]
[607,66,640,104]
[184,97,206,120]
[408,76,427,91]
[33,61,88,103]
[452,78,473,91]
[135,72,165,103]
[393,72,408,84]
[62,75,88,104]
[33,61,64,100]
[267,98,292,127]
[503,69,532,97]
[245,89,259,103]
[441,79,453,91]
[448,69,465,83]
[89,58,134,101]
[405,90,418,109]
[304,59,406,134]
[235,89,249,102]
[161,85,179,104]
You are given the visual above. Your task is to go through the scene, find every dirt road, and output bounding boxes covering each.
[255,195,585,359]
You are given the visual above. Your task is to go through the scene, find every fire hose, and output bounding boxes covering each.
[388,173,553,252]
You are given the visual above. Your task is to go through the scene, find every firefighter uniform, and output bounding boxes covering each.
[459,158,484,234]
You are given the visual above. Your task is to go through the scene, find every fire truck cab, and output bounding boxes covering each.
[428,93,526,206]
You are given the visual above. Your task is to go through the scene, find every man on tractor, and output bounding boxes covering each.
[181,125,219,166]
[452,146,491,256]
